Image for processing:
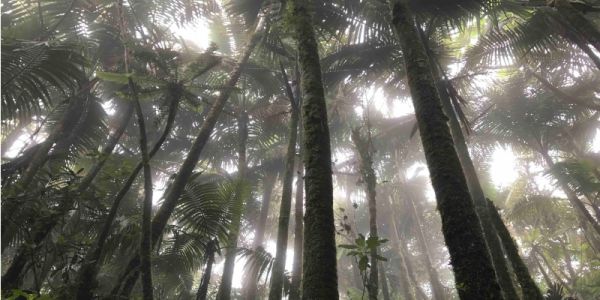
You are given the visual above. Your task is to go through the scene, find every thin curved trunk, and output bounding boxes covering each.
[379,265,390,300]
[129,78,154,300]
[487,200,544,299]
[109,27,262,298]
[389,1,503,298]
[268,65,299,299]
[351,129,379,300]
[290,0,338,298]
[289,67,304,300]
[216,112,248,300]
[196,240,217,300]
[243,173,275,300]
[387,196,415,300]
[75,88,181,299]
[405,192,446,300]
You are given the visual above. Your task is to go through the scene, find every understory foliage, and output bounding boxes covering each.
[1,0,599,299]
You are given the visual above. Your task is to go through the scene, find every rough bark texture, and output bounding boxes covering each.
[268,66,300,300]
[75,87,181,299]
[130,78,154,300]
[110,29,261,298]
[435,74,518,300]
[289,68,304,300]
[290,0,338,298]
[351,129,379,300]
[196,240,217,300]
[216,112,248,300]
[390,1,503,298]
[487,199,544,300]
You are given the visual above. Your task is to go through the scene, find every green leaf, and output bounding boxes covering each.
[96,71,132,84]
[358,256,369,271]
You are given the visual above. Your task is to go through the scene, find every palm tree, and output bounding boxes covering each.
[389,0,504,298]
[351,127,381,300]
[289,0,338,298]
[267,63,300,300]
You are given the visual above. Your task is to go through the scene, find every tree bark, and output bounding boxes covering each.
[289,66,304,300]
[351,128,380,300]
[389,1,504,298]
[110,26,262,299]
[290,0,338,298]
[268,65,300,300]
[487,199,544,300]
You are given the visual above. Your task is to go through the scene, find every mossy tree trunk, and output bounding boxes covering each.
[109,27,262,298]
[423,44,519,299]
[351,128,380,300]
[268,64,300,299]
[289,0,338,298]
[217,111,249,300]
[289,66,304,300]
[389,1,504,298]
[487,199,544,300]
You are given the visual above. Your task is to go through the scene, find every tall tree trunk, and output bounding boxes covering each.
[290,0,338,298]
[487,200,544,299]
[418,20,520,300]
[130,78,154,300]
[405,191,446,300]
[351,129,380,300]
[533,254,554,290]
[243,173,275,300]
[289,66,304,300]
[75,88,181,299]
[433,66,519,300]
[109,26,262,299]
[268,65,300,300]
[196,240,217,300]
[217,111,249,300]
[389,1,504,298]
[289,0,339,300]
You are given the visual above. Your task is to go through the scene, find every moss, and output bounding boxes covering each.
[289,0,339,299]
[390,1,504,298]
